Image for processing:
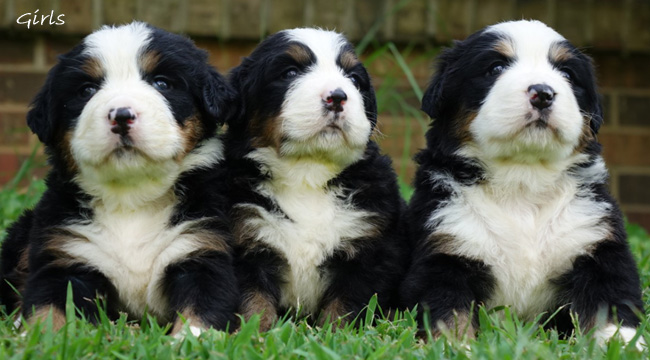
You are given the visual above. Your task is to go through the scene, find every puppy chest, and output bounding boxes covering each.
[244,188,376,313]
[59,208,197,319]
[432,186,611,317]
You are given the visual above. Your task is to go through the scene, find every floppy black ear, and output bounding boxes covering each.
[589,95,604,135]
[223,63,251,130]
[201,67,236,127]
[26,72,56,146]
[364,80,378,129]
[421,48,453,120]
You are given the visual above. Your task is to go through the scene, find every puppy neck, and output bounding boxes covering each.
[75,138,223,212]
[246,147,344,191]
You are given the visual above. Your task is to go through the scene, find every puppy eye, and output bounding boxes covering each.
[79,84,98,99]
[348,75,361,89]
[487,62,507,77]
[152,76,171,91]
[282,68,299,80]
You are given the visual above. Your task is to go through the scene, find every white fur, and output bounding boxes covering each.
[426,21,615,320]
[240,148,378,314]
[72,23,191,210]
[471,20,584,163]
[59,139,223,322]
[594,324,645,350]
[278,28,371,166]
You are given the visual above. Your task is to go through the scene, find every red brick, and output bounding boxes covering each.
[0,153,20,184]
[600,133,650,167]
[618,174,650,206]
[626,211,650,233]
[44,35,81,65]
[593,53,650,89]
[0,36,34,64]
[619,95,650,127]
[0,111,30,146]
[0,71,46,104]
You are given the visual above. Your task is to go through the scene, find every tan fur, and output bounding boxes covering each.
[139,50,161,74]
[493,38,516,58]
[170,309,207,335]
[249,114,283,150]
[81,57,104,79]
[286,44,313,65]
[179,114,206,157]
[318,298,350,327]
[549,42,574,63]
[434,310,476,340]
[240,290,277,331]
[28,306,67,331]
[338,50,360,70]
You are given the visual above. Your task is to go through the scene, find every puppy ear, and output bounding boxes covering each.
[223,64,248,130]
[201,67,236,127]
[421,47,454,120]
[589,95,604,135]
[364,78,378,129]
[26,73,55,146]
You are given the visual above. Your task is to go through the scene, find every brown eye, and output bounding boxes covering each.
[282,68,299,80]
[152,76,171,91]
[79,84,98,99]
[487,62,506,77]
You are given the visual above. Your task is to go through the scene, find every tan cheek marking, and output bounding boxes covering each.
[239,290,277,331]
[249,114,283,150]
[139,51,161,74]
[573,115,597,155]
[178,114,206,157]
[455,111,478,145]
[61,131,78,174]
[28,305,67,331]
[81,57,104,79]
[493,38,515,59]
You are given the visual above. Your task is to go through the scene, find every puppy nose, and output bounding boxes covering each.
[109,107,137,135]
[325,88,347,113]
[528,84,555,110]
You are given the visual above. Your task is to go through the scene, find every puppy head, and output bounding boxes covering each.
[228,28,377,165]
[422,20,602,163]
[27,22,234,181]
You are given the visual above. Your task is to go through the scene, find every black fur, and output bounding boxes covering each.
[224,30,405,325]
[0,23,239,331]
[401,23,643,336]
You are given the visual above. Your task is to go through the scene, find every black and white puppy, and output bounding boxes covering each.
[0,22,238,334]
[402,20,644,345]
[225,28,405,329]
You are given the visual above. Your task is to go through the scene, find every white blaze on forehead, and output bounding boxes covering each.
[284,28,348,69]
[82,22,152,78]
[485,20,566,61]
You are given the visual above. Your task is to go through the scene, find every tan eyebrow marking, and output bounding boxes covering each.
[549,42,574,63]
[139,50,161,74]
[81,57,104,79]
[339,50,360,70]
[286,44,313,65]
[493,37,516,58]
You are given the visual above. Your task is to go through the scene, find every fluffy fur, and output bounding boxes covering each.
[401,20,644,346]
[0,22,239,333]
[225,28,406,329]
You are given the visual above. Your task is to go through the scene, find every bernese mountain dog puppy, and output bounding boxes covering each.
[402,20,644,345]
[0,22,239,334]
[224,28,405,330]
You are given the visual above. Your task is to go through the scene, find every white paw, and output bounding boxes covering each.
[594,324,645,351]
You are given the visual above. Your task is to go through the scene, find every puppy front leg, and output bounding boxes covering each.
[23,264,118,330]
[163,250,239,335]
[401,253,492,340]
[560,240,644,348]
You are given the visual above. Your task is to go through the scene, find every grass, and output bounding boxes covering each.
[0,153,649,359]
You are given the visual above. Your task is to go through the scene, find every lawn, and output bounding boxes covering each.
[0,163,649,359]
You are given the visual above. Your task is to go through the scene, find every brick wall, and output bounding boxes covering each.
[1,0,649,229]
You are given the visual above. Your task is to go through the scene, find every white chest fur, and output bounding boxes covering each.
[60,200,203,321]
[428,167,611,319]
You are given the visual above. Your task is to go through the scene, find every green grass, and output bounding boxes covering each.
[0,152,649,359]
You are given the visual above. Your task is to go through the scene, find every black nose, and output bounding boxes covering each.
[326,88,347,112]
[109,107,136,135]
[528,84,555,110]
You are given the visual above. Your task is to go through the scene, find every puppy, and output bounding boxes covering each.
[0,22,239,334]
[225,28,405,329]
[401,20,644,345]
